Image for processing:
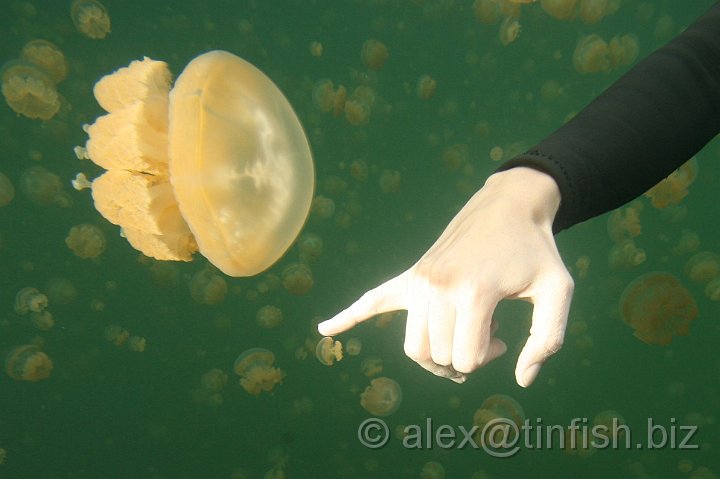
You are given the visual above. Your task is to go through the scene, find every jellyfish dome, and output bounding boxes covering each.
[360,377,402,416]
[82,51,314,277]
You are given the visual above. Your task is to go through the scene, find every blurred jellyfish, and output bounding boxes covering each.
[0,172,15,207]
[578,0,609,24]
[421,461,445,479]
[312,79,337,112]
[104,324,130,346]
[608,239,646,270]
[620,272,698,345]
[344,86,375,126]
[127,336,147,352]
[540,0,578,20]
[472,394,525,445]
[345,337,362,356]
[498,16,521,45]
[297,233,323,263]
[645,157,698,209]
[442,144,469,171]
[592,409,626,444]
[309,41,323,57]
[311,195,336,219]
[5,344,53,381]
[574,255,590,279]
[20,165,71,207]
[282,262,313,295]
[1,61,61,120]
[189,268,228,304]
[361,356,383,377]
[31,310,54,331]
[609,34,640,69]
[473,0,502,24]
[45,277,78,305]
[361,39,389,70]
[256,305,283,329]
[315,337,343,366]
[379,169,401,193]
[684,252,720,284]
[234,348,284,395]
[360,377,402,416]
[705,277,720,301]
[350,159,369,182]
[14,287,48,315]
[607,203,642,243]
[673,229,700,256]
[20,39,68,83]
[201,368,228,392]
[71,0,111,39]
[65,223,106,259]
[573,34,610,73]
[416,75,436,100]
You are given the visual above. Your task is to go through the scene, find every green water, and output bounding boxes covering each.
[1,1,718,477]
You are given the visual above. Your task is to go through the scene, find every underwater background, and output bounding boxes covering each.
[0,0,718,477]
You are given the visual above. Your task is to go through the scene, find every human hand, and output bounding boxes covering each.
[318,167,574,387]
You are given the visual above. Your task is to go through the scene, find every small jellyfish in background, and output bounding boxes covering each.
[14,287,48,315]
[345,337,362,356]
[645,157,698,209]
[578,0,609,24]
[45,277,78,305]
[344,86,375,126]
[361,356,383,377]
[609,34,640,69]
[416,75,436,100]
[705,277,720,301]
[0,172,14,207]
[350,159,369,182]
[573,34,611,73]
[31,310,54,331]
[20,165,71,207]
[5,344,53,381]
[315,337,343,366]
[498,15,521,46]
[234,348,285,395]
[540,0,578,20]
[65,223,106,259]
[312,79,340,113]
[1,61,61,120]
[607,202,642,243]
[620,272,698,345]
[608,239,646,271]
[104,324,130,346]
[442,144,469,172]
[672,229,700,256]
[71,0,111,39]
[189,267,228,305]
[421,461,445,479]
[361,39,389,70]
[127,336,146,352]
[297,233,323,264]
[379,169,401,193]
[256,305,283,329]
[360,377,402,416]
[282,262,313,295]
[684,251,720,284]
[311,195,335,220]
[472,394,525,446]
[592,409,626,443]
[193,368,228,406]
[20,39,68,83]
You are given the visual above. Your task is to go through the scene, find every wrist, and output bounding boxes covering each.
[484,167,561,225]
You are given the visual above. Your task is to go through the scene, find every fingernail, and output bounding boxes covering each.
[520,363,541,387]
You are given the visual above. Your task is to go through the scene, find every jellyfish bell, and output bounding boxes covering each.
[1,60,61,120]
[83,51,314,277]
[315,337,343,366]
[234,347,285,395]
[360,376,402,416]
[5,344,53,381]
[20,39,68,83]
[472,394,525,445]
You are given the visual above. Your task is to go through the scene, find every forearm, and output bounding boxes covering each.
[498,3,720,233]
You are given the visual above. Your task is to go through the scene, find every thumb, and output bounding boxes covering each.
[318,271,409,336]
[515,274,573,387]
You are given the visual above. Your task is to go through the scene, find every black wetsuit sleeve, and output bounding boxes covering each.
[497,3,720,234]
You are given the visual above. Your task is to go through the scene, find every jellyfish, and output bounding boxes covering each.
[127,336,147,352]
[705,277,720,301]
[607,202,642,243]
[472,394,525,445]
[361,39,389,70]
[189,268,227,304]
[592,409,626,443]
[540,0,578,20]
[345,337,362,356]
[65,223,106,259]
[45,277,78,305]
[620,272,698,345]
[5,344,53,381]
[14,287,48,315]
[379,169,401,193]
[673,229,701,256]
[311,195,335,219]
[201,368,228,392]
[489,146,504,162]
[442,144,469,171]
[312,79,337,112]
[472,0,502,24]
[684,251,720,284]
[71,0,111,39]
[82,51,314,277]
[416,75,437,100]
[315,337,343,366]
[609,34,640,68]
[20,165,71,207]
[297,233,323,263]
[498,15,521,45]
[20,40,68,83]
[644,157,698,209]
[608,239,646,270]
[421,461,445,479]
[0,172,14,207]
[234,348,284,395]
[31,310,54,331]
[578,0,609,24]
[361,356,383,377]
[256,305,283,329]
[1,61,61,120]
[573,34,611,73]
[350,159,369,182]
[104,324,130,346]
[281,262,313,295]
[360,377,402,416]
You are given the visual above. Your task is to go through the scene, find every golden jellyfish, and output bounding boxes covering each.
[361,39,389,70]
[498,15,521,46]
[234,348,285,395]
[684,251,720,284]
[607,202,642,243]
[360,377,402,416]
[14,287,48,315]
[416,75,437,100]
[315,337,343,366]
[345,337,362,356]
[0,172,14,207]
[592,409,626,444]
[256,305,283,329]
[361,356,383,377]
[20,40,68,83]
[609,34,640,69]
[705,277,720,301]
[281,262,313,295]
[673,229,701,256]
[20,165,71,207]
[344,87,374,126]
[104,324,130,346]
[442,144,468,171]
[540,0,578,20]
[71,0,111,39]
[127,336,147,352]
[31,310,54,331]
[472,0,501,24]
[350,159,369,182]
[309,41,323,57]
[573,34,611,73]
[645,157,698,209]
[1,60,61,120]
[201,368,228,392]
[620,272,698,345]
[82,51,314,277]
[421,461,446,479]
[311,195,335,219]
[297,233,323,263]
[489,145,504,162]
[5,344,53,381]
[45,277,78,305]
[472,394,525,446]
[65,223,106,259]
[311,79,337,112]
[578,0,609,24]
[189,268,228,305]
[379,169,401,193]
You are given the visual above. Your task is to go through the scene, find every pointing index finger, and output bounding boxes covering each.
[318,272,409,336]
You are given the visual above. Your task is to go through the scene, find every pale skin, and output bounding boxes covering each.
[318,167,574,387]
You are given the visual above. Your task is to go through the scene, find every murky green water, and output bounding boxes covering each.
[1,1,718,477]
